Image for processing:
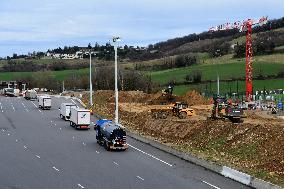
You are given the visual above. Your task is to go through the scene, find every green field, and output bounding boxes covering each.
[0,68,89,81]
[174,79,284,96]
[150,61,284,85]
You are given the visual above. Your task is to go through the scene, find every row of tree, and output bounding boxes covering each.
[1,61,89,72]
[14,68,154,94]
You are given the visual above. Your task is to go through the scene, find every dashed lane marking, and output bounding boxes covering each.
[31,101,37,108]
[36,155,41,159]
[24,146,27,149]
[77,184,85,189]
[128,144,173,167]
[52,166,60,172]
[71,99,77,105]
[136,176,144,181]
[11,103,15,111]
[202,181,221,189]
[113,161,119,166]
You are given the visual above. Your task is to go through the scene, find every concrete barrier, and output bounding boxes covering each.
[221,166,251,185]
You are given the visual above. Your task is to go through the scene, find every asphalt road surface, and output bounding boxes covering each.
[0,95,251,189]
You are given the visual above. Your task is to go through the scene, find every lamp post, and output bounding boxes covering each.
[112,37,120,124]
[89,51,93,106]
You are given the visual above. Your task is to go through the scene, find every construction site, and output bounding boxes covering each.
[59,88,284,186]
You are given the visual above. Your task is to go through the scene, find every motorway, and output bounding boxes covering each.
[0,95,251,189]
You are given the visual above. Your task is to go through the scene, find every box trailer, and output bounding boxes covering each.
[25,90,37,100]
[69,107,90,129]
[59,103,77,121]
[38,96,51,110]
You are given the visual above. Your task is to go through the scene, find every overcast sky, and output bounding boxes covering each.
[0,0,283,57]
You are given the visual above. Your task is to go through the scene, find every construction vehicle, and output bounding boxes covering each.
[150,102,195,119]
[95,119,128,151]
[59,103,77,121]
[161,85,175,103]
[38,96,51,110]
[69,107,90,129]
[211,96,245,123]
[25,90,37,100]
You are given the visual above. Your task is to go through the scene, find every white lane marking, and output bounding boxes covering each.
[36,155,41,159]
[31,101,37,108]
[128,144,173,167]
[38,109,42,113]
[22,102,29,112]
[136,176,144,181]
[77,184,85,189]
[202,181,221,189]
[52,166,60,172]
[16,139,18,142]
[113,161,119,166]
[82,142,86,146]
[11,104,15,111]
[24,146,27,149]
[59,127,62,130]
[0,103,2,112]
[96,151,100,154]
[71,99,77,105]
[72,136,75,140]
[7,133,10,136]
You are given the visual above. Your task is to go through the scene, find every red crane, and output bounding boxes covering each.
[209,16,268,101]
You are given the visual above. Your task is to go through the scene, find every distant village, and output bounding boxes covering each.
[1,45,149,60]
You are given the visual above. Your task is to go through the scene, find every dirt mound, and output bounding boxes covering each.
[182,90,210,106]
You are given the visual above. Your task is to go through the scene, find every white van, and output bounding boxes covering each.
[38,96,51,110]
[59,103,77,121]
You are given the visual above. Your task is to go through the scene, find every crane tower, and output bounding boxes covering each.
[209,16,268,101]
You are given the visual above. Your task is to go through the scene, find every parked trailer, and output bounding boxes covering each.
[95,119,128,151]
[38,96,51,110]
[59,103,77,121]
[69,107,90,129]
[25,90,37,100]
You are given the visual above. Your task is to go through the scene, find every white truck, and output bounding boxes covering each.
[25,90,37,100]
[59,103,77,121]
[38,96,51,110]
[69,107,90,129]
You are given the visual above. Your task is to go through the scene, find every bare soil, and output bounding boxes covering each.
[76,90,284,186]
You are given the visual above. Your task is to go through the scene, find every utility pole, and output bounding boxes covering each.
[112,36,121,124]
[62,81,65,93]
[89,52,93,106]
[217,74,220,96]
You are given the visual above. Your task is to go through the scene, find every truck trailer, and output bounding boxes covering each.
[59,103,77,121]
[69,107,90,129]
[25,90,37,100]
[38,96,52,110]
[95,119,128,151]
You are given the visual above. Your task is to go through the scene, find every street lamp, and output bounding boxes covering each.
[88,51,97,106]
[89,51,93,106]
[112,36,121,124]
